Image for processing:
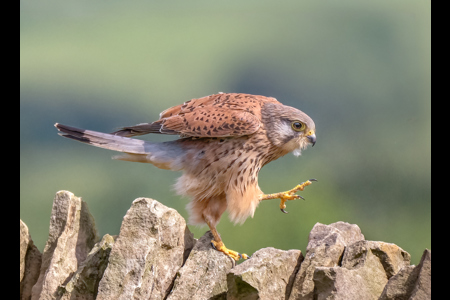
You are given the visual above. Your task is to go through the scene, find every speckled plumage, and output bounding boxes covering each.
[55,93,317,260]
[112,93,276,138]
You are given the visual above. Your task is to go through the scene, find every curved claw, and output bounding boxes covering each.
[281,208,288,214]
[308,178,318,182]
[211,240,249,261]
[239,253,250,260]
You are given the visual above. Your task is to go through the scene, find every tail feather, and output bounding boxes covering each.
[55,123,149,154]
[55,123,185,170]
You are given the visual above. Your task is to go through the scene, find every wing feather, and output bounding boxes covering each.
[162,108,260,137]
[113,93,279,138]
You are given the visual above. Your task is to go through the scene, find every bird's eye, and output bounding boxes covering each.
[291,121,306,132]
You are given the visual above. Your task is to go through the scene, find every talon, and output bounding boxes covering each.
[211,239,248,261]
[293,194,305,200]
[260,177,316,214]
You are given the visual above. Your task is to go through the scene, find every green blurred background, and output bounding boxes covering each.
[20,1,430,264]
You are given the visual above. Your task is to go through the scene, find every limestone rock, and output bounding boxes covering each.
[313,241,411,300]
[379,249,431,300]
[289,222,365,300]
[306,221,365,252]
[96,198,195,300]
[20,220,42,300]
[20,220,30,282]
[166,231,232,300]
[341,240,411,278]
[58,234,117,300]
[378,265,416,300]
[313,252,386,299]
[227,247,303,300]
[31,191,99,300]
[409,249,431,300]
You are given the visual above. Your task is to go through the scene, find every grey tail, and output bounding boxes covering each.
[55,123,150,154]
[55,123,185,170]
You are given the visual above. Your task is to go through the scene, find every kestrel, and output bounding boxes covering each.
[55,93,317,261]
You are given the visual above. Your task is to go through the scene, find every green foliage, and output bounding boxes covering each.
[20,0,430,264]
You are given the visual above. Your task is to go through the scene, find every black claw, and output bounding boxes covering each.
[309,178,318,182]
[281,208,288,214]
[211,242,217,250]
[238,253,243,259]
[298,195,306,201]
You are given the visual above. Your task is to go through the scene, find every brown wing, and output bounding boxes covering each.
[113,93,280,138]
[161,107,261,137]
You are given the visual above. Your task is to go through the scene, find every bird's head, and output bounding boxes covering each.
[261,102,316,156]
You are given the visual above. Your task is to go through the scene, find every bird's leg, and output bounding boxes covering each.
[260,179,317,213]
[205,219,249,261]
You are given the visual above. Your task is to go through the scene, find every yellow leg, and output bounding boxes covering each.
[206,220,249,261]
[260,179,317,213]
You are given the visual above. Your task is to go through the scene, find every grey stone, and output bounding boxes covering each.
[341,240,410,278]
[20,220,30,282]
[58,234,117,300]
[20,220,42,300]
[96,198,195,300]
[313,240,411,300]
[31,191,99,300]
[314,247,387,299]
[227,247,303,300]
[379,249,431,300]
[166,231,232,300]
[410,249,431,300]
[306,221,365,252]
[289,222,365,300]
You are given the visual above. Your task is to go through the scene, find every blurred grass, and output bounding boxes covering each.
[20,0,430,264]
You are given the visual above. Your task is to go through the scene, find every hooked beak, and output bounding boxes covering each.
[306,132,316,147]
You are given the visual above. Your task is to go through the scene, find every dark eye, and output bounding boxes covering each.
[291,121,306,131]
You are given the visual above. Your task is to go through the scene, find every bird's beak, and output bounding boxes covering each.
[306,131,316,147]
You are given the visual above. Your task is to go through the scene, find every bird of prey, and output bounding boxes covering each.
[55,93,317,261]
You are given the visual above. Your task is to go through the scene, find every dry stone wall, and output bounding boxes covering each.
[20,191,431,299]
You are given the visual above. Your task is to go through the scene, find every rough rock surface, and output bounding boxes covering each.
[166,231,231,300]
[20,220,42,300]
[289,221,365,300]
[313,241,410,300]
[305,221,365,252]
[20,192,431,299]
[342,240,411,277]
[20,220,30,281]
[227,247,303,300]
[379,249,431,300]
[58,234,117,299]
[96,197,195,300]
[31,190,99,300]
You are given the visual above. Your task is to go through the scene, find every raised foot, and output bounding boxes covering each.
[279,179,317,213]
[211,240,249,261]
[260,179,317,213]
